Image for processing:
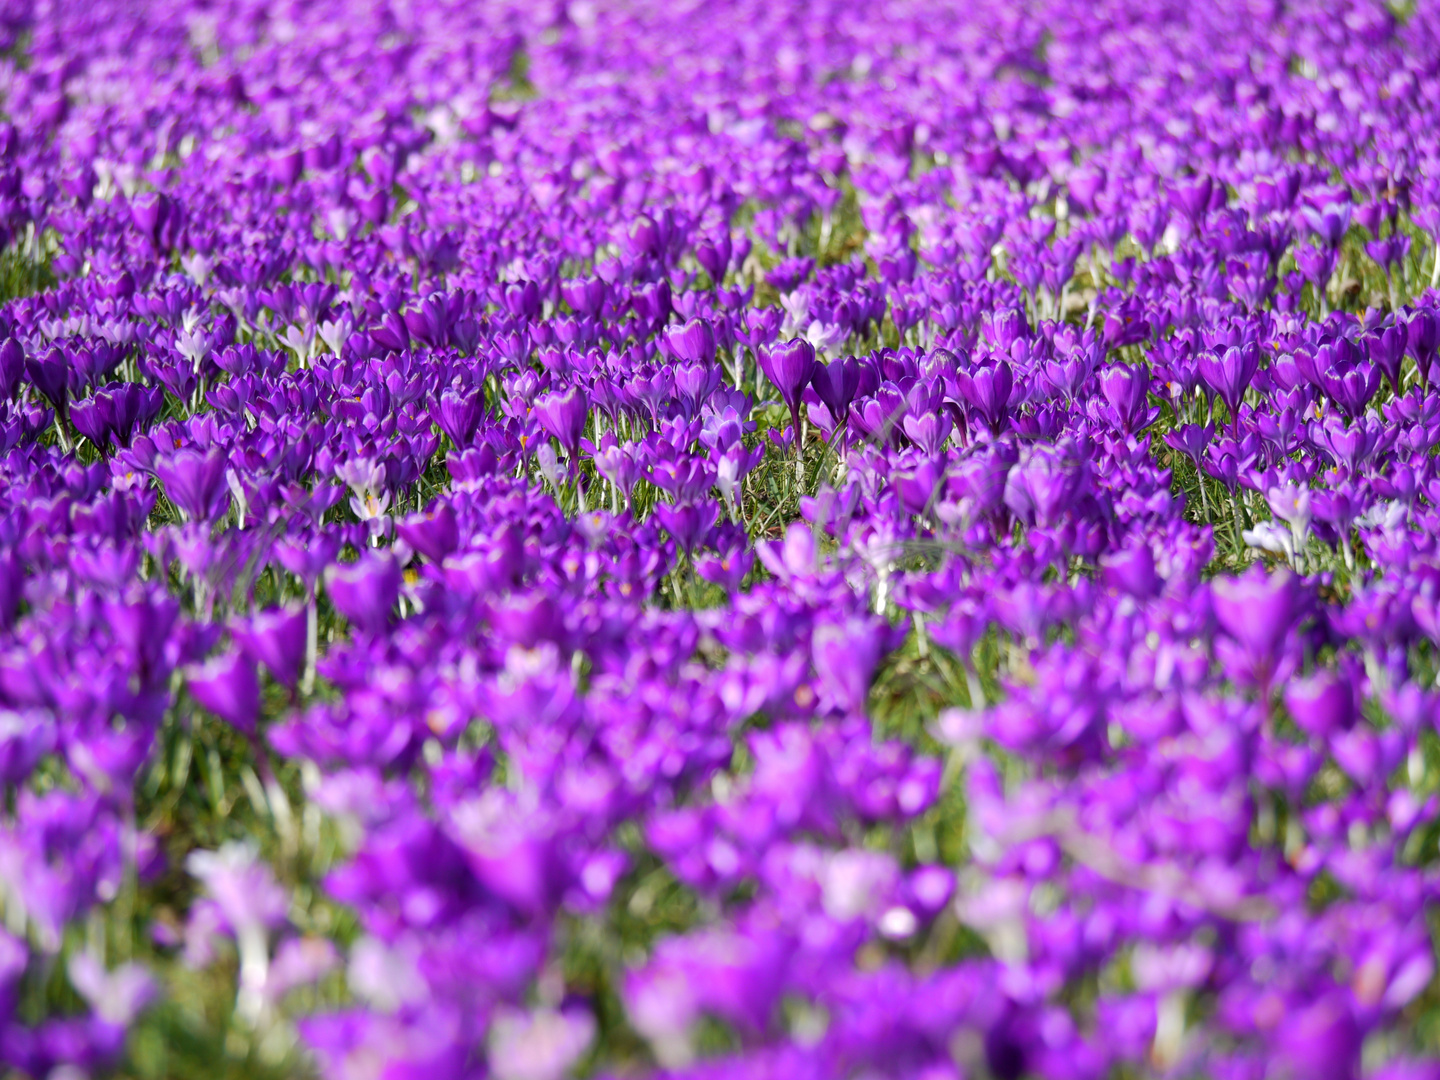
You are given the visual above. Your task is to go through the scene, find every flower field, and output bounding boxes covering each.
[1,0,1440,1077]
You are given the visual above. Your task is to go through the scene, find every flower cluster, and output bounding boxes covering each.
[0,0,1439,1077]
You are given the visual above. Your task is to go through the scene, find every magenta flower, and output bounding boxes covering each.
[325,555,402,637]
[156,448,231,523]
[533,385,589,460]
[232,606,308,690]
[759,338,818,438]
[188,649,261,735]
[663,317,716,364]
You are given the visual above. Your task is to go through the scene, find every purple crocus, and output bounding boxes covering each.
[0,337,24,400]
[156,448,231,523]
[663,318,716,364]
[810,357,861,425]
[1196,345,1259,430]
[396,504,460,563]
[759,338,818,439]
[325,555,403,637]
[232,606,308,690]
[188,649,261,735]
[533,385,589,461]
[955,360,1013,435]
[1097,364,1156,434]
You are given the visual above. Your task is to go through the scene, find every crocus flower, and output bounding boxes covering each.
[954,360,1013,435]
[396,504,460,564]
[325,555,402,637]
[1284,669,1357,737]
[489,1007,596,1080]
[1211,568,1304,687]
[533,385,589,461]
[0,336,23,400]
[232,606,308,690]
[663,318,716,364]
[156,447,231,523]
[1097,364,1156,434]
[67,954,157,1027]
[187,842,290,1026]
[1197,345,1259,427]
[759,338,818,438]
[188,649,261,734]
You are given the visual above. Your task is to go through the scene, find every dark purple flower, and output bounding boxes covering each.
[1097,364,1156,434]
[1170,175,1215,227]
[810,357,861,421]
[1408,311,1438,390]
[1302,203,1353,249]
[275,533,342,589]
[325,555,402,637]
[435,387,484,448]
[653,500,718,556]
[560,277,607,315]
[156,448,231,523]
[188,649,261,734]
[0,336,23,400]
[663,318,716,364]
[232,606,307,690]
[1211,568,1304,686]
[1368,324,1408,395]
[759,338,818,437]
[1284,670,1357,737]
[1273,994,1360,1080]
[813,616,886,714]
[1196,345,1259,427]
[694,547,753,593]
[25,347,71,422]
[396,504,460,563]
[1164,422,1214,466]
[955,360,1014,435]
[533,385,589,459]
